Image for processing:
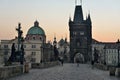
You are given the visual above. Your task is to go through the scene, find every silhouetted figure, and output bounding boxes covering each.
[75,58,80,67]
[54,45,59,61]
[20,44,25,64]
[58,56,64,66]
[8,43,16,62]
[91,60,94,69]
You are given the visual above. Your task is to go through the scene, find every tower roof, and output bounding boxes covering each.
[73,5,83,23]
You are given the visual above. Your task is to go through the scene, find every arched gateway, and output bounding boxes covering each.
[74,53,84,63]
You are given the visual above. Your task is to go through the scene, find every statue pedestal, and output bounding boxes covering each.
[115,68,120,77]
[109,67,116,76]
[24,62,29,73]
[12,62,20,65]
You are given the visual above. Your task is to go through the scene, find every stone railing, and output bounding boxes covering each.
[0,65,23,80]
[32,61,59,69]
[94,63,108,71]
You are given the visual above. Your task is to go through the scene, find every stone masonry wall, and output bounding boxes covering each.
[0,65,23,80]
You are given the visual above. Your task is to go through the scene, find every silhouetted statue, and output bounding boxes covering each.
[8,43,16,62]
[20,44,25,64]
[16,23,23,51]
[16,23,24,64]
[54,45,59,61]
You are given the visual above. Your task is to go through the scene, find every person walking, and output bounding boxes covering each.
[75,58,80,67]
[58,56,64,66]
[91,60,94,69]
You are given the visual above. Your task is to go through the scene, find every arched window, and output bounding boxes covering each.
[33,37,36,40]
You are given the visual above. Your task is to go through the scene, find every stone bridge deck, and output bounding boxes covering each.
[8,63,119,80]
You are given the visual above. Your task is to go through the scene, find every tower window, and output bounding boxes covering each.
[32,45,36,48]
[4,45,8,48]
[73,32,77,36]
[31,52,36,56]
[80,31,84,35]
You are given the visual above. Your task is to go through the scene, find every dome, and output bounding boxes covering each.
[27,21,45,35]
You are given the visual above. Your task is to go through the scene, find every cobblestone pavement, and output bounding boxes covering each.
[8,63,119,80]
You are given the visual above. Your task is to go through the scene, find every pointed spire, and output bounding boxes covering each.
[117,39,120,43]
[75,0,77,5]
[69,15,72,22]
[73,5,83,23]
[53,34,57,46]
[80,0,82,6]
[65,37,67,43]
[86,13,88,20]
[87,12,92,24]
[75,0,82,6]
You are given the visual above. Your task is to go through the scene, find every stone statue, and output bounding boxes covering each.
[20,44,25,64]
[54,45,59,61]
[8,43,16,63]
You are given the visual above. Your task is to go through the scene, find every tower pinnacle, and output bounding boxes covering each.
[73,5,83,23]
[75,0,82,5]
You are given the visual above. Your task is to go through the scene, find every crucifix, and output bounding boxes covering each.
[16,23,23,51]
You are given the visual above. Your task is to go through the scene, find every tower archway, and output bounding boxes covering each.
[74,52,84,63]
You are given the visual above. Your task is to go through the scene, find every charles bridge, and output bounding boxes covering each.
[0,63,119,80]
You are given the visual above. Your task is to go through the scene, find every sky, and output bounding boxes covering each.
[0,0,120,42]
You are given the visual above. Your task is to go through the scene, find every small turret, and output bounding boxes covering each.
[69,16,72,22]
[53,36,57,46]
[87,13,92,25]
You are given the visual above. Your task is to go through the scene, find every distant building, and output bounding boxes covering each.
[92,40,105,63]
[104,41,120,66]
[69,4,92,62]
[58,38,70,62]
[42,42,54,62]
[92,39,120,66]
[0,21,54,64]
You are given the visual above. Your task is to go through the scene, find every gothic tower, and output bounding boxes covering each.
[69,4,92,63]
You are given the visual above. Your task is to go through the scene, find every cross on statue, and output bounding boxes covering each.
[16,23,23,39]
[16,23,23,51]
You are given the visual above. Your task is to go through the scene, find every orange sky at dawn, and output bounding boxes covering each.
[0,0,120,42]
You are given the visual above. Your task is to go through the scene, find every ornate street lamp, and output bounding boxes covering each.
[40,45,43,63]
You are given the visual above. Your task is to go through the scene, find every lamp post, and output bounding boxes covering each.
[115,39,120,77]
[117,40,120,67]
[40,39,44,63]
[103,46,106,65]
[40,45,43,63]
